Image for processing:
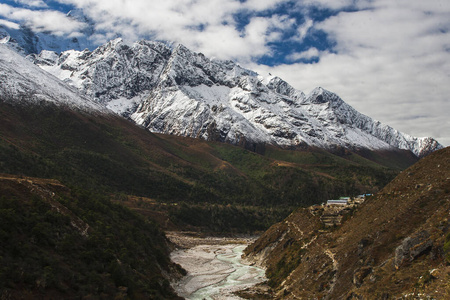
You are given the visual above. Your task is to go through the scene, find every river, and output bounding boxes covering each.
[169,234,266,300]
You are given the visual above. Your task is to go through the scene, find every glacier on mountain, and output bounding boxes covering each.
[25,38,442,157]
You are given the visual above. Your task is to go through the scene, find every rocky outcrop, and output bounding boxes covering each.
[352,266,373,288]
[394,230,433,269]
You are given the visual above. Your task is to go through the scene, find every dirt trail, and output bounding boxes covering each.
[324,248,338,299]
[276,221,319,299]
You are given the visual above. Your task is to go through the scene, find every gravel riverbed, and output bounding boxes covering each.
[167,232,266,300]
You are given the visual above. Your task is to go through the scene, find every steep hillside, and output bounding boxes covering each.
[245,147,450,299]
[0,174,183,299]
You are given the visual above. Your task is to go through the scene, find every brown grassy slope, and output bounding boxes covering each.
[245,147,450,299]
[329,146,450,299]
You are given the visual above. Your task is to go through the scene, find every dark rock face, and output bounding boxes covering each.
[357,238,373,257]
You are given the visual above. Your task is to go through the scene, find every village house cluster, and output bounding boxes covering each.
[310,194,372,227]
[326,194,371,206]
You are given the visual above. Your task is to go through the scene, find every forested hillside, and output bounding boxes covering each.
[0,100,409,232]
[0,174,183,299]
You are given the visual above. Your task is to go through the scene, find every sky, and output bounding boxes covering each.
[1,0,449,146]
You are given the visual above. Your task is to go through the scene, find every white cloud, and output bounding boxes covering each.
[300,0,357,10]
[169,14,296,62]
[181,24,259,62]
[243,15,295,47]
[293,18,314,41]
[0,19,20,30]
[57,0,242,55]
[0,4,86,36]
[242,0,288,11]
[286,47,321,61]
[55,0,301,62]
[14,0,48,8]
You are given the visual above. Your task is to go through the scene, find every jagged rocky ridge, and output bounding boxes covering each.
[28,38,442,157]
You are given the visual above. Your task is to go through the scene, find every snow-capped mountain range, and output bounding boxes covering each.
[1,33,443,157]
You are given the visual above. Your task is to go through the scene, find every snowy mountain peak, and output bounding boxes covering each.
[26,39,443,157]
[92,37,123,55]
[0,44,107,112]
[162,42,258,90]
[305,87,340,105]
[266,76,305,104]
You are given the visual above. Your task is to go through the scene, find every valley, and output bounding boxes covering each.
[0,99,407,298]
[0,34,448,299]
